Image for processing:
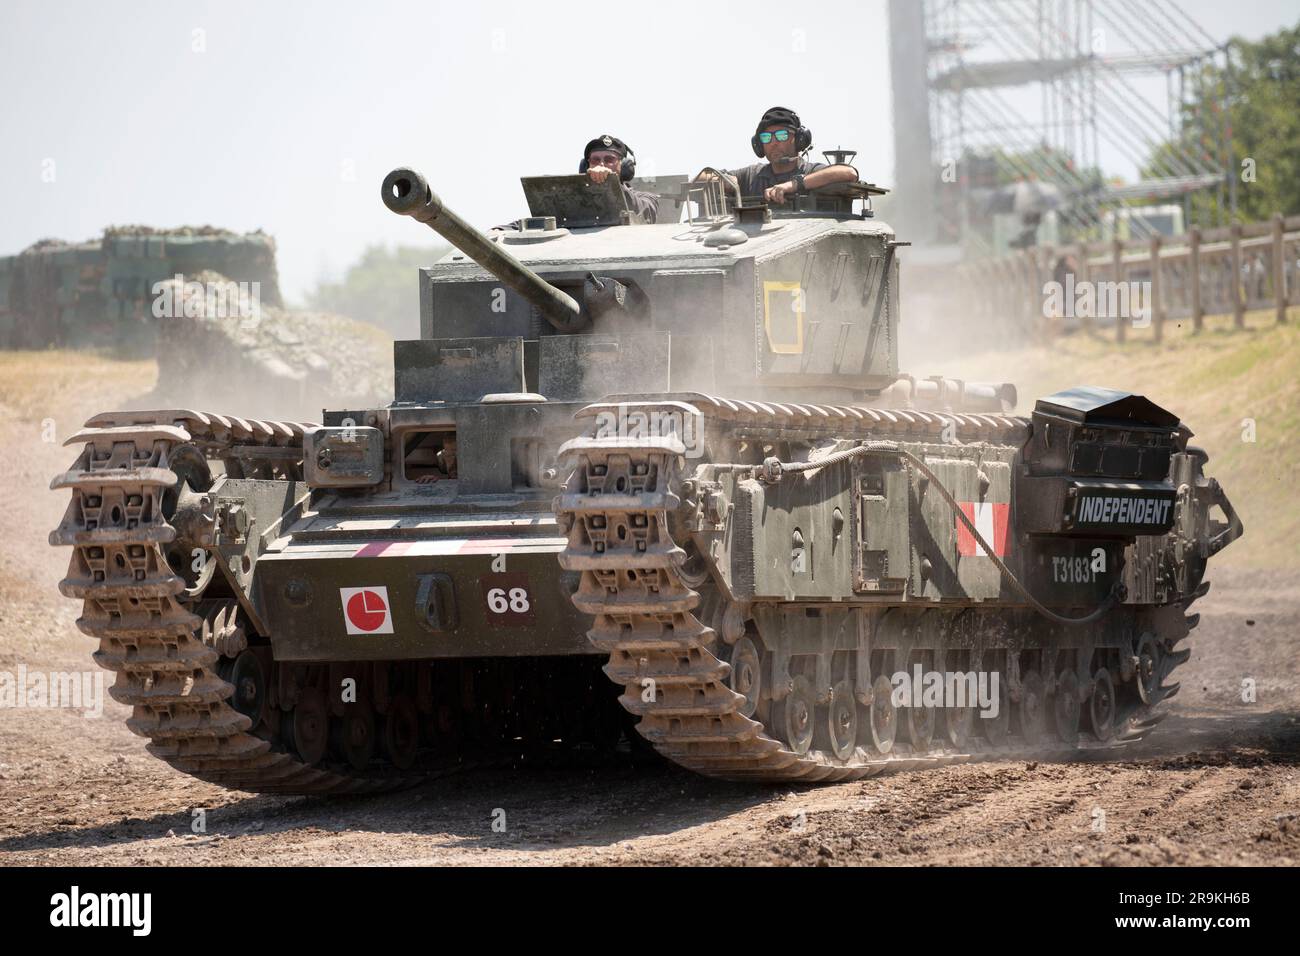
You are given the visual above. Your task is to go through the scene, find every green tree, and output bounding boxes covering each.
[304,243,447,339]
[1146,21,1300,223]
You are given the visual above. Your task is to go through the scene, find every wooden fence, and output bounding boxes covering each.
[946,213,1299,343]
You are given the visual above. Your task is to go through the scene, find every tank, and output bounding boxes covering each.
[49,163,1243,791]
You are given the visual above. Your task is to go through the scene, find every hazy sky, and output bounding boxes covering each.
[2,0,1296,303]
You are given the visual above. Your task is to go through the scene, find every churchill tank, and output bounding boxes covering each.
[50,164,1242,791]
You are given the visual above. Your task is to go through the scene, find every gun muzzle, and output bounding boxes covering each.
[382,167,584,333]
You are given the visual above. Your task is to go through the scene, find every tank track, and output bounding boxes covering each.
[556,396,1203,783]
[50,410,447,794]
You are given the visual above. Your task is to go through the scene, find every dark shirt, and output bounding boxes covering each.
[624,184,660,223]
[725,158,827,203]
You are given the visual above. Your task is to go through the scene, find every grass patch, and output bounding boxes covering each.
[0,351,157,426]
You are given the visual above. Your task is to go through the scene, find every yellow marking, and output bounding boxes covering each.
[763,281,804,355]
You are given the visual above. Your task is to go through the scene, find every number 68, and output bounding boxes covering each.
[487,587,530,613]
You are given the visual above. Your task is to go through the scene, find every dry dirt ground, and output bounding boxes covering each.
[0,354,1297,867]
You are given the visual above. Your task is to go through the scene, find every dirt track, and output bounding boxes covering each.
[1,363,1297,866]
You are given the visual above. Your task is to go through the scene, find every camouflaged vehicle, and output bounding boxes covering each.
[50,163,1242,791]
[1,226,280,350]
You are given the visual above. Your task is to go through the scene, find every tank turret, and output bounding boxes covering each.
[384,165,909,403]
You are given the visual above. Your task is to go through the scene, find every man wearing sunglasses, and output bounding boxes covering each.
[707,106,858,206]
[581,134,660,223]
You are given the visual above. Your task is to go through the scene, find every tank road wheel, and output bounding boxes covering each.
[1089,667,1117,742]
[166,545,215,602]
[676,542,711,589]
[869,674,897,755]
[383,695,420,771]
[903,654,935,751]
[815,679,858,761]
[775,674,815,756]
[290,687,329,766]
[161,443,212,505]
[1052,669,1081,746]
[982,666,1010,746]
[905,701,935,751]
[333,708,376,772]
[1136,633,1161,706]
[943,699,974,749]
[1017,670,1048,746]
[938,650,974,748]
[728,636,763,720]
[161,445,216,603]
[222,650,266,728]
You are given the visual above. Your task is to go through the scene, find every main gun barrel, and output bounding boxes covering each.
[381,167,583,333]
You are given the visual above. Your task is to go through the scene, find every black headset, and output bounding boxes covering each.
[751,108,812,158]
[579,134,637,183]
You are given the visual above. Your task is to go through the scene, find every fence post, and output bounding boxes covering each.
[1031,250,1045,344]
[1041,243,1055,344]
[1000,258,1013,339]
[1230,220,1245,329]
[1024,252,1034,343]
[1076,241,1091,334]
[1112,237,1126,344]
[1149,233,1163,343]
[1189,225,1203,333]
[1274,212,1288,325]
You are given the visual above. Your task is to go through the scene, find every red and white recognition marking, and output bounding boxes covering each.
[350,537,566,558]
[957,502,1010,557]
[339,587,394,634]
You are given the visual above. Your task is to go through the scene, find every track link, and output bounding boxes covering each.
[50,410,418,795]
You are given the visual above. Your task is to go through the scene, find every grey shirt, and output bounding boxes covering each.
[725,158,827,203]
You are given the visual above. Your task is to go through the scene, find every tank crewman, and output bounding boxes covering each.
[700,106,859,206]
[581,134,660,223]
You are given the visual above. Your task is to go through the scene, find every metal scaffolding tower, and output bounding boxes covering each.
[891,0,1234,252]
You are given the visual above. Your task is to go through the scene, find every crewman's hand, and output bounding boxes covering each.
[587,166,613,184]
[765,182,795,205]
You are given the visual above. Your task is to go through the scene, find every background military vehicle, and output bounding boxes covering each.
[1,225,280,350]
[0,226,391,424]
[50,161,1241,791]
